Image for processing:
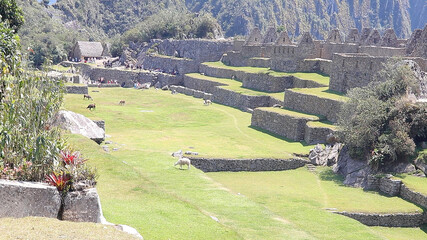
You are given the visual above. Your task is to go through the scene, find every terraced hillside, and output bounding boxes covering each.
[62,87,427,240]
[180,60,345,144]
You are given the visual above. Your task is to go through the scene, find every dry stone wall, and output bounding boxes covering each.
[155,39,234,63]
[335,211,423,227]
[304,124,336,144]
[329,53,388,93]
[141,55,199,76]
[251,108,312,141]
[189,157,308,172]
[66,86,88,94]
[400,184,427,209]
[284,90,343,122]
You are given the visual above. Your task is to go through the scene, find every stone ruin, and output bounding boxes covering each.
[245,27,263,46]
[326,29,343,43]
[345,28,360,43]
[359,27,372,43]
[262,27,278,45]
[275,31,292,45]
[364,29,382,46]
[381,29,398,47]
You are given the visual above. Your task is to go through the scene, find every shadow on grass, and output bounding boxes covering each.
[318,168,345,186]
[323,89,346,96]
[421,224,427,234]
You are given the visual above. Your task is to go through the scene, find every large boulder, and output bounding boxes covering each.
[309,143,342,166]
[52,110,105,144]
[333,146,373,188]
[0,180,61,218]
[62,188,103,223]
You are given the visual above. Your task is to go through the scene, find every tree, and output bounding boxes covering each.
[0,0,24,32]
[337,59,427,170]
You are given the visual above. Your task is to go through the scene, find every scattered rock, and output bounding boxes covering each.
[161,85,169,91]
[105,141,113,145]
[52,110,105,144]
[414,158,427,176]
[210,216,219,222]
[154,81,161,89]
[309,143,342,166]
[113,148,119,151]
[102,146,109,152]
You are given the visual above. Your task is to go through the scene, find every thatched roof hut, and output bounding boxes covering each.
[69,41,106,60]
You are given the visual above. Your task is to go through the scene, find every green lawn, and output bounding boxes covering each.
[62,88,426,240]
[208,168,424,240]
[289,87,349,102]
[396,174,427,195]
[256,107,322,120]
[186,73,284,100]
[50,64,71,72]
[203,61,330,86]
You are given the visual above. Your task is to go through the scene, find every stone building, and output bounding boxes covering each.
[69,41,108,61]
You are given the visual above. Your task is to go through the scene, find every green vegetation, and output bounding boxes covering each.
[337,60,427,169]
[257,107,321,120]
[186,73,285,100]
[289,87,348,102]
[0,0,24,32]
[203,61,330,86]
[0,217,139,240]
[60,88,426,239]
[113,10,220,56]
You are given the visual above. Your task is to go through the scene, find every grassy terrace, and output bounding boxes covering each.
[60,88,427,240]
[289,87,349,102]
[306,120,338,130]
[257,107,322,120]
[396,174,427,195]
[186,73,284,101]
[203,61,330,86]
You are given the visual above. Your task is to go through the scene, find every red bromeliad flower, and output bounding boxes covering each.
[60,150,86,165]
[45,171,71,191]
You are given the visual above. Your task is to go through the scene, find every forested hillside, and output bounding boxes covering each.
[16,0,427,66]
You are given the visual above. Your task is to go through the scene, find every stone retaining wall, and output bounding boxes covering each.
[200,64,324,92]
[298,59,332,75]
[304,124,336,144]
[170,85,213,100]
[66,86,88,94]
[141,55,199,76]
[183,75,226,93]
[189,157,308,172]
[335,211,423,227]
[63,62,181,88]
[400,184,427,209]
[251,108,311,141]
[212,87,271,111]
[379,177,402,197]
[284,90,343,122]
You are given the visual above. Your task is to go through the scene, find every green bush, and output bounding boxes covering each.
[337,59,427,170]
[0,71,66,181]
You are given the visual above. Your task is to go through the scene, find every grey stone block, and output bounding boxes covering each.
[62,188,103,223]
[0,180,61,218]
